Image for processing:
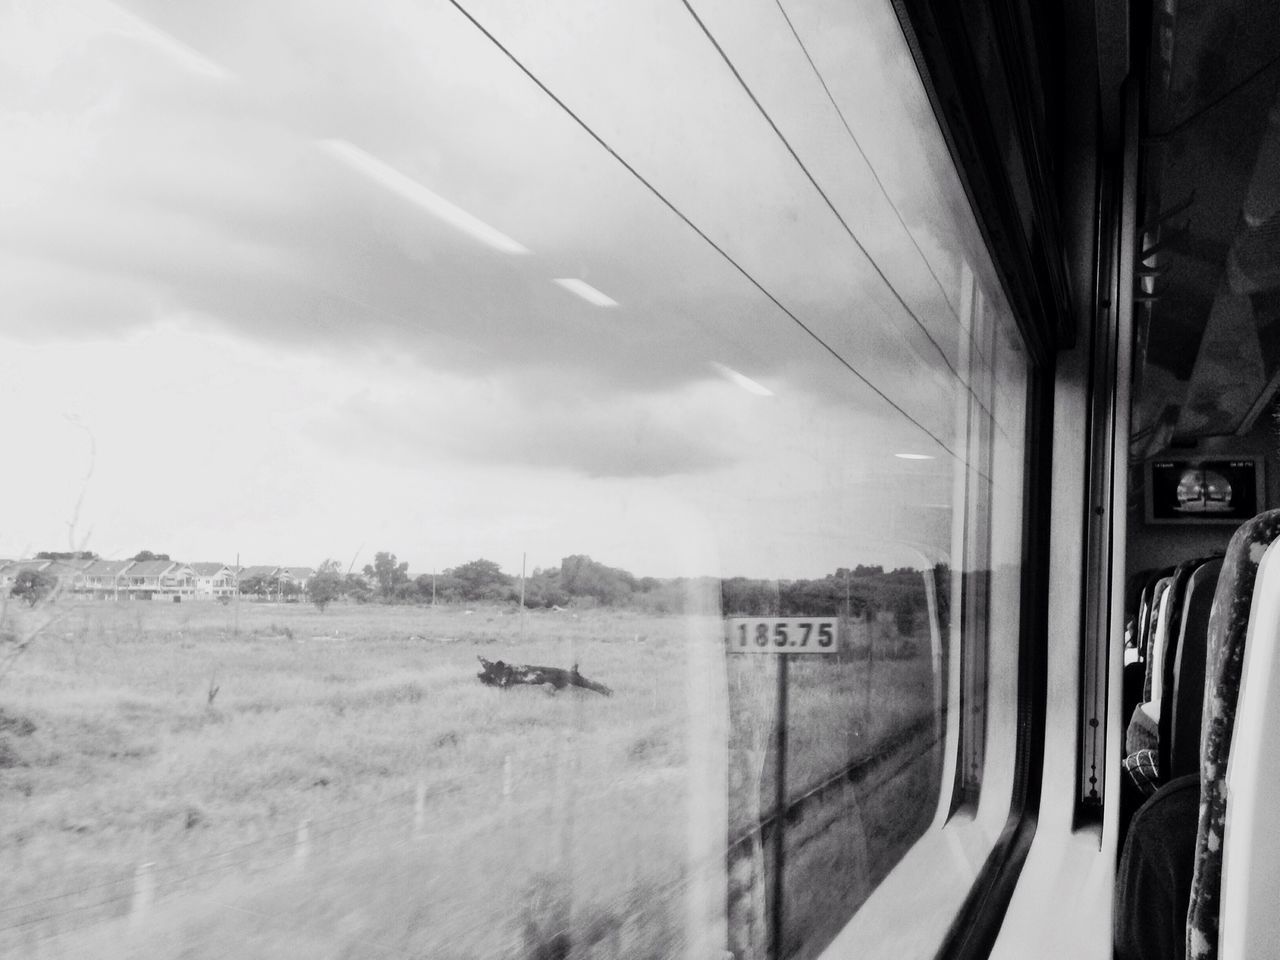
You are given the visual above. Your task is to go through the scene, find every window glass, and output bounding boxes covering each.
[0,1,1029,959]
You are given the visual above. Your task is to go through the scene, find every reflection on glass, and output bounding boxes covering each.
[0,1,1030,959]
[1175,469,1234,512]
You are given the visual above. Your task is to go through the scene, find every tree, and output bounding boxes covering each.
[309,560,344,612]
[363,552,409,601]
[238,574,270,599]
[344,573,373,604]
[524,568,568,608]
[132,550,170,562]
[35,551,97,561]
[11,569,57,606]
[559,555,634,606]
[445,559,513,602]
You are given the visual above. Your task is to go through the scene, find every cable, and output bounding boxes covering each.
[684,0,1009,442]
[443,0,970,469]
[769,0,988,368]
[680,0,960,380]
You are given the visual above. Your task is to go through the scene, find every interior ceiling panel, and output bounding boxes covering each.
[1132,0,1280,459]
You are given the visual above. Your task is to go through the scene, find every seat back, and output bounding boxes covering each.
[1157,555,1203,721]
[1167,558,1222,781]
[1186,509,1280,960]
[1220,538,1280,957]
[1144,576,1174,703]
[1136,579,1154,658]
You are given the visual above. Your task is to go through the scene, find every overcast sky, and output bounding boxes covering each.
[0,0,1026,579]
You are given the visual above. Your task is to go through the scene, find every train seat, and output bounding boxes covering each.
[1166,559,1222,782]
[1114,513,1280,960]
[1144,577,1175,703]
[1124,560,1204,797]
[1218,534,1280,956]
[1186,509,1280,960]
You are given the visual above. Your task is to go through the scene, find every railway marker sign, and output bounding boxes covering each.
[724,615,838,960]
[724,617,839,654]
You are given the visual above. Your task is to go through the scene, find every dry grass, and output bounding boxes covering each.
[0,599,934,959]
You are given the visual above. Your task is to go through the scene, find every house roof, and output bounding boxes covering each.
[190,562,230,576]
[278,566,315,581]
[238,565,280,580]
[42,558,94,570]
[45,560,92,577]
[82,560,135,576]
[1,559,52,574]
[124,560,178,577]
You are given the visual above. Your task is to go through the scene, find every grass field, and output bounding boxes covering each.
[0,598,936,960]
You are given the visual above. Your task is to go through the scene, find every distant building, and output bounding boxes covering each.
[190,563,236,600]
[79,560,137,598]
[277,567,316,592]
[122,560,196,601]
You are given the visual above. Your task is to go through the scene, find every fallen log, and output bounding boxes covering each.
[477,656,612,696]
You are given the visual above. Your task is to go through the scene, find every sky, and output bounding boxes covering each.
[0,0,1027,579]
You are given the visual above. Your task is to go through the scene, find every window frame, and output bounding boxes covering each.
[873,0,1076,954]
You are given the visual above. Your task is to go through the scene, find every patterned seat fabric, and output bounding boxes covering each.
[1186,510,1280,960]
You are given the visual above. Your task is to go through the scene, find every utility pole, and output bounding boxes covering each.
[519,553,527,642]
[234,552,240,640]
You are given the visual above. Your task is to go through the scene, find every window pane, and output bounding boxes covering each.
[0,1,1029,959]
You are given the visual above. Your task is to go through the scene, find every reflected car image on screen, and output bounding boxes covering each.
[1174,468,1234,513]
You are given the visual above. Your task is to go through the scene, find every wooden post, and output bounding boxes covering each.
[295,818,311,869]
[519,553,526,642]
[414,780,427,840]
[130,862,155,931]
[771,655,789,960]
[865,604,876,722]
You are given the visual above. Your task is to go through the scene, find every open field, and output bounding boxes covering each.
[0,599,936,960]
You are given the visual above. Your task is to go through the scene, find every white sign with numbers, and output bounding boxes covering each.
[725,617,839,654]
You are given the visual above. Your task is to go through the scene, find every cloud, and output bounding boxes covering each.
[309,374,748,478]
[0,0,987,430]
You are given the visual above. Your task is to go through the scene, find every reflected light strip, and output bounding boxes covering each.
[552,278,618,307]
[894,453,935,460]
[318,139,529,255]
[106,3,234,81]
[709,361,773,397]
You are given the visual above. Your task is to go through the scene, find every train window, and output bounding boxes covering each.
[0,2,1036,959]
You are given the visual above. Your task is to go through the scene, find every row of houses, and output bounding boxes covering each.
[0,558,317,601]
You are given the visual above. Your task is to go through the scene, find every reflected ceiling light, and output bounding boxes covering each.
[709,361,773,397]
[552,278,618,307]
[894,453,935,460]
[318,139,529,255]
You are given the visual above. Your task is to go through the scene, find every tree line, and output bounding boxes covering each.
[298,553,936,627]
[9,548,937,627]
